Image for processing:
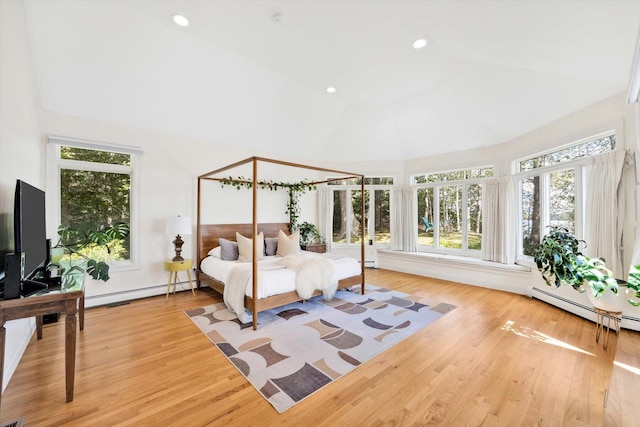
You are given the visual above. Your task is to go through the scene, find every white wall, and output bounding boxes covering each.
[0,0,44,393]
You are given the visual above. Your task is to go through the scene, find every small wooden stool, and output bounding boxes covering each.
[165,259,195,301]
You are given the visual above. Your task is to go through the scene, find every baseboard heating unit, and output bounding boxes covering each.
[364,246,379,268]
[1,417,24,427]
[363,259,378,268]
[531,286,640,332]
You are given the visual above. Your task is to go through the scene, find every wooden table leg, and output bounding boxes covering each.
[79,291,85,331]
[187,270,195,296]
[64,299,77,402]
[173,272,178,295]
[165,271,174,302]
[36,315,43,339]
[0,320,5,411]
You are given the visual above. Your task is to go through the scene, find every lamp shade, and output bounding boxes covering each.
[165,216,192,236]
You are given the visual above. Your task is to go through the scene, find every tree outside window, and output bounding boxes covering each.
[517,132,614,258]
[414,167,491,254]
[58,146,132,262]
[417,187,435,246]
[330,177,392,246]
[521,176,540,256]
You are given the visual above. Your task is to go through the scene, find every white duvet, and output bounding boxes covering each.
[200,252,361,299]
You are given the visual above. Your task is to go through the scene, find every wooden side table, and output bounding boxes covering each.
[302,243,326,253]
[165,259,195,301]
[594,307,622,350]
[0,281,84,410]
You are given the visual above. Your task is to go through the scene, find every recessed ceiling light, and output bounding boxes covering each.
[272,13,287,23]
[172,14,189,27]
[326,86,337,94]
[412,38,428,49]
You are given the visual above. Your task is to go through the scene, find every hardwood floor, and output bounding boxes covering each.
[1,269,638,426]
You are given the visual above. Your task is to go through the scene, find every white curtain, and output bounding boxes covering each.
[583,150,629,278]
[390,186,416,251]
[481,177,517,264]
[317,187,332,251]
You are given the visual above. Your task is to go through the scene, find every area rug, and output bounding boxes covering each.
[185,285,455,413]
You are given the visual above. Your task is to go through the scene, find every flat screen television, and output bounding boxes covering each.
[2,180,48,299]
[15,180,47,279]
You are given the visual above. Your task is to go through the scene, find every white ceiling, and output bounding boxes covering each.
[22,0,640,162]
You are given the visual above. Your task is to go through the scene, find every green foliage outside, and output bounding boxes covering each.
[521,135,614,257]
[332,185,390,244]
[55,222,129,281]
[57,145,132,281]
[417,231,482,250]
[416,169,484,251]
[61,146,130,165]
[63,240,128,263]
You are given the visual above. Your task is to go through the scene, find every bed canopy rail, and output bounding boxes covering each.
[197,156,366,329]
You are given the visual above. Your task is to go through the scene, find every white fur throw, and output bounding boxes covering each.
[277,254,337,300]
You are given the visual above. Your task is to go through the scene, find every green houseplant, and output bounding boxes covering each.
[533,226,638,308]
[297,221,325,247]
[626,264,640,307]
[51,222,129,282]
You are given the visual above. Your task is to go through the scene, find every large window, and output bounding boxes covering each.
[517,132,615,257]
[413,167,493,255]
[330,177,392,246]
[49,137,140,267]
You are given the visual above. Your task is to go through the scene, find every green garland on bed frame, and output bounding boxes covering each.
[219,177,317,231]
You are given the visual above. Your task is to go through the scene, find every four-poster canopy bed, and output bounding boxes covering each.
[197,156,366,330]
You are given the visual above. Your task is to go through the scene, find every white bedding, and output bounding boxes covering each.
[200,252,361,299]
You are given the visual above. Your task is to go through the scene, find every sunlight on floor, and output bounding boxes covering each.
[501,320,595,356]
[613,361,640,376]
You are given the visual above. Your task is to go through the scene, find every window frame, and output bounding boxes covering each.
[513,129,618,264]
[413,176,488,257]
[514,162,585,263]
[46,136,140,272]
[328,177,394,248]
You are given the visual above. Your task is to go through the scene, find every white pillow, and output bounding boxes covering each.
[276,229,300,257]
[208,246,222,258]
[236,232,265,263]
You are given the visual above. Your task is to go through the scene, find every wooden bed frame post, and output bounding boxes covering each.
[361,179,366,295]
[251,157,259,330]
[196,177,202,287]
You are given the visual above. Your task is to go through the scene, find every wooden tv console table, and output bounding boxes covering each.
[0,281,84,410]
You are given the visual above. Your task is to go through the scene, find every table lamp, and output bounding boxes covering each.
[166,215,192,262]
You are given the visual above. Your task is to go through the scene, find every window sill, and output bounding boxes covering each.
[107,261,139,273]
[378,249,531,272]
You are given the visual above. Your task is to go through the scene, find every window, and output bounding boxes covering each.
[48,137,140,268]
[329,177,392,246]
[517,132,615,257]
[413,167,493,255]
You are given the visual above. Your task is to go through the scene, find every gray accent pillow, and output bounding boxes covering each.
[264,237,278,256]
[219,238,239,261]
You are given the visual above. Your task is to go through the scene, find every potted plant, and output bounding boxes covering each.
[533,226,634,310]
[626,264,640,307]
[51,222,129,282]
[297,221,325,248]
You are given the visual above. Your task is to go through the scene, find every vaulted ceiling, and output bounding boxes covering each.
[22,0,640,162]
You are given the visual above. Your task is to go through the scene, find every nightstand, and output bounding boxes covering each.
[302,243,326,253]
[165,259,195,301]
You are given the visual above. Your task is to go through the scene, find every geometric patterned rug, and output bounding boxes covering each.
[185,285,455,413]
